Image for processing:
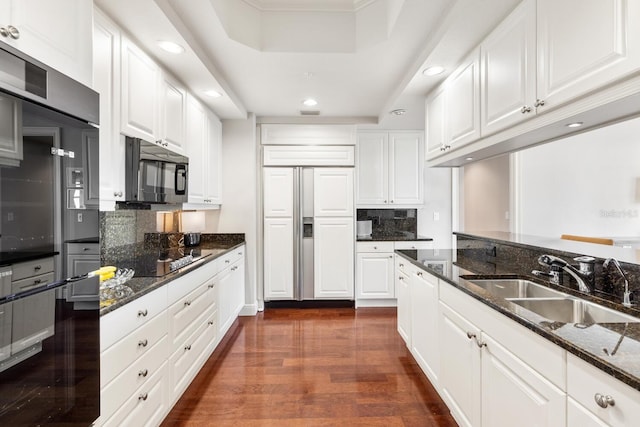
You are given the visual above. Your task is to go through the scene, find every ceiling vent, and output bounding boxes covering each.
[300,110,320,115]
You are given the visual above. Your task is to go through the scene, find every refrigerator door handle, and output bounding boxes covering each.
[293,167,303,301]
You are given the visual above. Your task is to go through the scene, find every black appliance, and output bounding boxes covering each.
[0,43,100,425]
[124,137,189,204]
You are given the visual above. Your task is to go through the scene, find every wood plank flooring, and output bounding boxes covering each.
[161,308,458,427]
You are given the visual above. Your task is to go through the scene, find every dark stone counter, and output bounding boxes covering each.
[356,232,433,242]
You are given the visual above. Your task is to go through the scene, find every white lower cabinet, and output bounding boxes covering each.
[314,217,354,299]
[356,242,395,301]
[99,245,246,427]
[395,257,411,346]
[409,267,439,385]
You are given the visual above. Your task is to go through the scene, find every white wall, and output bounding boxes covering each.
[516,116,640,240]
[462,154,510,232]
[206,113,259,315]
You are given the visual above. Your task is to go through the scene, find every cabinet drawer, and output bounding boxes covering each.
[218,247,244,270]
[101,286,168,351]
[394,241,432,250]
[101,335,168,420]
[567,353,640,425]
[102,362,169,427]
[395,255,411,275]
[12,258,54,281]
[12,272,55,292]
[357,242,394,253]
[168,278,215,352]
[101,310,169,387]
[169,314,212,397]
[66,243,100,255]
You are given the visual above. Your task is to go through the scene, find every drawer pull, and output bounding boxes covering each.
[83,247,91,251]
[399,263,404,267]
[137,309,148,317]
[466,332,476,340]
[594,393,615,409]
[138,369,149,377]
[33,279,43,285]
[374,246,378,250]
[208,284,215,289]
[184,300,192,307]
[34,265,42,271]
[416,272,423,277]
[208,321,214,326]
[185,344,192,351]
[239,252,243,256]
[138,393,148,401]
[398,276,403,281]
[225,260,230,264]
[138,339,148,347]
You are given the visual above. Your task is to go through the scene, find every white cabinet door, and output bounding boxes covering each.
[446,48,481,149]
[439,302,481,427]
[1,0,93,86]
[537,0,640,111]
[396,271,411,346]
[480,0,536,136]
[425,86,447,159]
[159,73,186,155]
[314,217,354,299]
[216,266,234,336]
[410,270,439,385]
[388,132,423,205]
[205,112,222,205]
[567,397,609,427]
[481,334,566,427]
[263,168,293,217]
[121,37,159,141]
[93,10,124,208]
[263,218,294,300]
[0,94,22,165]
[356,252,394,299]
[186,95,206,204]
[0,302,11,363]
[355,132,388,205]
[314,168,354,217]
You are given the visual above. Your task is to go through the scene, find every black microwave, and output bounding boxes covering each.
[124,137,189,204]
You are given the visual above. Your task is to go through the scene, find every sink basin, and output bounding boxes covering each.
[466,279,568,299]
[508,298,640,324]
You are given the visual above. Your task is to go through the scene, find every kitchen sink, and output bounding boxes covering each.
[465,279,568,299]
[508,298,640,324]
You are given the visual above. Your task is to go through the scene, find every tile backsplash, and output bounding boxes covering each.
[356,209,417,235]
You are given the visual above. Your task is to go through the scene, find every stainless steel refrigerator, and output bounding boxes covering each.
[263,166,354,303]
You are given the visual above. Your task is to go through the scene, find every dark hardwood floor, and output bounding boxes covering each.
[161,307,458,427]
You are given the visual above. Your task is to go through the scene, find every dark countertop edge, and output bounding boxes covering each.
[0,251,60,267]
[395,249,640,392]
[356,235,433,242]
[99,241,245,316]
[65,238,99,244]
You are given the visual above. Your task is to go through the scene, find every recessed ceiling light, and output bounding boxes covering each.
[302,98,318,107]
[157,40,185,54]
[390,109,406,116]
[465,157,474,161]
[566,122,584,128]
[204,90,223,98]
[422,66,445,76]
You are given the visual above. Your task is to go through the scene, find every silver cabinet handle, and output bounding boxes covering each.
[399,263,404,267]
[34,265,42,271]
[208,283,214,289]
[138,309,148,317]
[184,344,192,351]
[416,272,423,277]
[389,255,393,258]
[225,259,230,264]
[383,200,387,203]
[521,105,532,114]
[398,276,403,281]
[0,27,8,38]
[390,200,394,203]
[594,393,615,408]
[373,246,378,250]
[208,320,214,326]
[138,369,148,377]
[184,300,191,306]
[138,339,148,347]
[466,332,476,340]
[239,252,243,256]
[114,191,123,197]
[534,99,545,107]
[440,144,451,152]
[138,393,148,401]
[2,25,20,39]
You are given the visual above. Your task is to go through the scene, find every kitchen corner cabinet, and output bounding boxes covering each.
[356,131,423,206]
[0,0,93,86]
[93,9,125,208]
[185,94,222,208]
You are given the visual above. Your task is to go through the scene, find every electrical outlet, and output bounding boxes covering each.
[77,213,83,223]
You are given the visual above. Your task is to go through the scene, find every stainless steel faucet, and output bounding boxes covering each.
[604,258,633,307]
[535,254,595,293]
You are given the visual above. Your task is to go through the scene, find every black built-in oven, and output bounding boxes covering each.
[0,42,100,425]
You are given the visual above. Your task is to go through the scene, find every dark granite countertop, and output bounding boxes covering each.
[65,237,99,244]
[356,232,433,242]
[396,248,640,392]
[99,240,244,316]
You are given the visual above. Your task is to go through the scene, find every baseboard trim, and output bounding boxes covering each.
[355,298,397,308]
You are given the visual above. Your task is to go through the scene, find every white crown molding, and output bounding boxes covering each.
[242,0,377,12]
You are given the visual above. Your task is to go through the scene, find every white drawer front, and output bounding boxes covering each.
[12,258,54,281]
[357,242,394,253]
[169,316,212,397]
[169,278,216,352]
[568,353,640,426]
[102,362,169,427]
[101,310,169,387]
[167,257,218,302]
[394,241,433,250]
[395,256,411,275]
[101,286,168,351]
[101,335,168,420]
[67,243,100,255]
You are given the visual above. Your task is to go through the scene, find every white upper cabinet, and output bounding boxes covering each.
[261,124,356,145]
[355,132,388,205]
[425,85,447,159]
[93,9,124,209]
[314,168,354,217]
[446,48,481,149]
[480,0,537,136]
[0,0,93,87]
[159,73,186,155]
[356,131,423,206]
[120,36,159,142]
[186,94,207,205]
[537,0,640,111]
[205,112,222,205]
[263,168,294,218]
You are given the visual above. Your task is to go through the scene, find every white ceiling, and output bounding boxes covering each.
[97,0,521,122]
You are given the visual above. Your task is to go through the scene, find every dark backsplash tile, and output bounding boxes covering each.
[357,209,417,235]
